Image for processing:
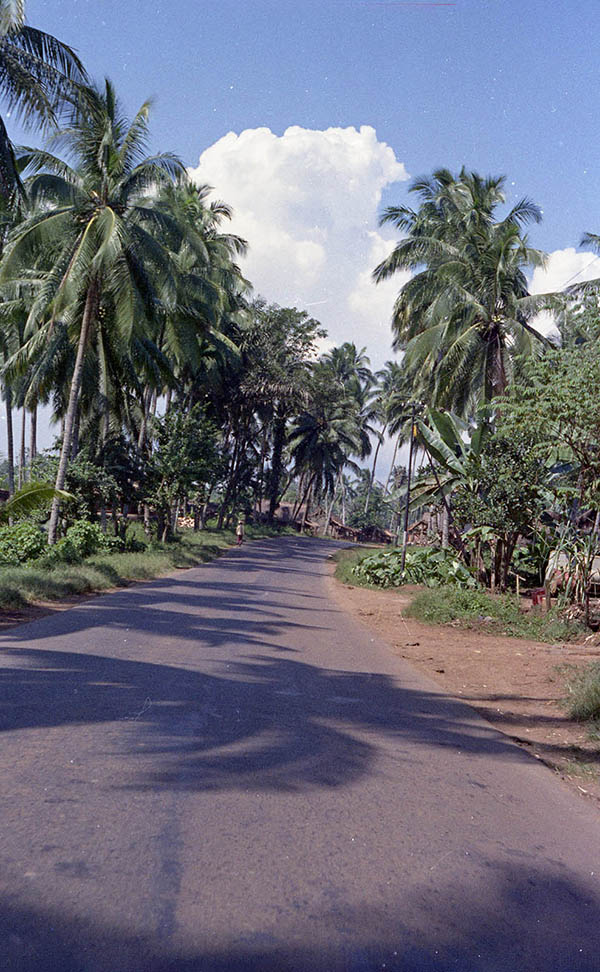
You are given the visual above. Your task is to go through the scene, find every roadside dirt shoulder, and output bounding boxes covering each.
[330,575,600,809]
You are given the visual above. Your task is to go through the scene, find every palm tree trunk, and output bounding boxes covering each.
[70,387,82,459]
[322,472,341,537]
[18,407,26,488]
[29,404,37,466]
[98,331,110,532]
[48,279,97,544]
[384,434,401,494]
[486,329,508,401]
[4,384,14,496]
[137,386,154,453]
[441,506,449,548]
[291,472,306,521]
[293,472,316,524]
[138,388,152,534]
[301,479,315,533]
[218,431,245,529]
[365,425,386,514]
[256,426,269,516]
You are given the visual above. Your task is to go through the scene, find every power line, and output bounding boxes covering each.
[560,255,600,290]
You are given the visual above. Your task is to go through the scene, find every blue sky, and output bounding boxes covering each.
[4,0,600,457]
[23,0,599,252]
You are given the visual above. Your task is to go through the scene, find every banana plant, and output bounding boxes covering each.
[410,407,491,508]
[0,481,72,524]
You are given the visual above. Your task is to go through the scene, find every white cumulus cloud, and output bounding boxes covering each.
[530,247,600,295]
[529,247,600,337]
[188,124,409,367]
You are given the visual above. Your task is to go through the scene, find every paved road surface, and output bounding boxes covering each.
[1,536,600,971]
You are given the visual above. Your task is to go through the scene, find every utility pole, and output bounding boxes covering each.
[400,402,418,574]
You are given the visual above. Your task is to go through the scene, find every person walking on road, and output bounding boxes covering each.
[236,517,245,546]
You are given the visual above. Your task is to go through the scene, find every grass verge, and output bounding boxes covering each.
[406,587,583,644]
[334,547,584,644]
[561,662,600,723]
[332,545,384,588]
[0,524,294,612]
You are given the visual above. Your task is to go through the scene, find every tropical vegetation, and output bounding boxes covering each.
[2,4,600,638]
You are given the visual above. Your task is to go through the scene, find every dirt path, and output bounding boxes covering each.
[330,576,600,808]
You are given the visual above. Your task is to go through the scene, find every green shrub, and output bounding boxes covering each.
[333,546,382,586]
[0,521,46,565]
[353,546,476,589]
[65,520,109,557]
[563,663,600,722]
[40,536,82,566]
[123,532,147,553]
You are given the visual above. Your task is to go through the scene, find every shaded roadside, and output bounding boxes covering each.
[0,526,296,633]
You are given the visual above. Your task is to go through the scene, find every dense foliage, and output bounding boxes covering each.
[353,546,476,589]
[1,6,600,631]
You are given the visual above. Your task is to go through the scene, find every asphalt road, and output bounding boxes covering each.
[1,535,600,971]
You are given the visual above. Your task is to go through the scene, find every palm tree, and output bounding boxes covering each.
[151,179,249,417]
[363,360,409,514]
[289,401,364,528]
[1,79,184,541]
[0,0,86,199]
[321,342,374,388]
[289,355,371,530]
[374,168,550,413]
[0,333,14,493]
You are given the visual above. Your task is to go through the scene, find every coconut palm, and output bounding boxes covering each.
[0,0,86,199]
[151,179,249,415]
[374,168,550,413]
[321,342,374,388]
[363,359,410,514]
[1,79,184,541]
[289,355,372,530]
[289,400,365,524]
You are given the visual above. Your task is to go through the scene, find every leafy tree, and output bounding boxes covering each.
[452,427,548,590]
[31,449,119,527]
[346,476,388,531]
[554,286,600,347]
[501,344,600,511]
[237,300,324,521]
[146,406,223,541]
[0,479,71,523]
[150,178,249,430]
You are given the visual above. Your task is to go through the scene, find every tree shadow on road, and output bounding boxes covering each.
[0,535,536,792]
[0,537,339,649]
[0,641,530,793]
[2,860,600,971]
